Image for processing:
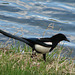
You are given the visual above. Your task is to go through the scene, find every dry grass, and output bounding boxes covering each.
[0,43,75,75]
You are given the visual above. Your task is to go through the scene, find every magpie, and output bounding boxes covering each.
[0,29,70,61]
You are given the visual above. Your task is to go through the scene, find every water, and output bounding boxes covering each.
[0,0,75,57]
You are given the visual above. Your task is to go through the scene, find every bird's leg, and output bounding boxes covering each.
[49,47,54,52]
[43,54,46,62]
[31,49,37,58]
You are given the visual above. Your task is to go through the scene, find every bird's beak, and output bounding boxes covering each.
[65,38,70,42]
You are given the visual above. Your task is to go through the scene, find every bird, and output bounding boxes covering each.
[0,29,70,61]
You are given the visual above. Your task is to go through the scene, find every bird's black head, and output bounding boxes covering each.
[51,33,70,43]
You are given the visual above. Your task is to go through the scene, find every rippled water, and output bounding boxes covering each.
[0,0,75,56]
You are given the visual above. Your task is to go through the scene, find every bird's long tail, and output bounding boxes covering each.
[0,29,32,47]
[0,29,51,47]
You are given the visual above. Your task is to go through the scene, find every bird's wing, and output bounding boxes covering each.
[22,38,52,47]
[39,38,51,42]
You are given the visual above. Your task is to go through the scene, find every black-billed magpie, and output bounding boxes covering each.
[0,29,70,61]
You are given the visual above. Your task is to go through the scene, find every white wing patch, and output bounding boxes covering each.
[35,42,52,54]
[44,42,52,45]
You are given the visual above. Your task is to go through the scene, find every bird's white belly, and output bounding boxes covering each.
[35,42,52,54]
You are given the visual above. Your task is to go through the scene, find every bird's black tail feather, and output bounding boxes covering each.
[0,29,32,47]
[0,29,51,47]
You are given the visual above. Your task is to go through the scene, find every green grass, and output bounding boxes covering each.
[0,42,75,75]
